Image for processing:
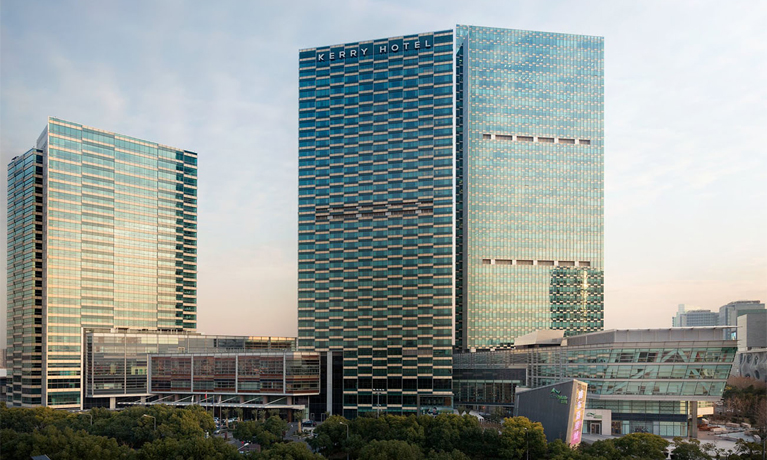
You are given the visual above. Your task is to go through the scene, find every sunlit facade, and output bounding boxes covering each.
[81,329,303,409]
[6,117,198,408]
[455,26,605,349]
[149,352,319,397]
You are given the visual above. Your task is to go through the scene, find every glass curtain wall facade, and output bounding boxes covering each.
[455,26,605,350]
[453,328,737,437]
[83,330,295,402]
[7,148,45,406]
[297,31,454,417]
[6,117,198,408]
[149,352,320,396]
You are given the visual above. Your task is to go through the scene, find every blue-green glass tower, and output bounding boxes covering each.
[6,118,198,408]
[455,26,605,350]
[297,31,454,417]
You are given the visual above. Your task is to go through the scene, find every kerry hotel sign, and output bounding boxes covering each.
[315,36,434,63]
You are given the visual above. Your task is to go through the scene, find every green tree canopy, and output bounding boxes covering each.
[307,415,350,456]
[359,439,422,460]
[136,435,240,460]
[1,425,131,460]
[669,437,712,460]
[611,432,669,459]
[256,442,324,460]
[498,416,547,460]
[234,416,289,448]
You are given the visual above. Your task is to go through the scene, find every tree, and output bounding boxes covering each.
[498,417,547,460]
[137,435,240,460]
[0,403,74,433]
[355,413,392,442]
[752,397,767,442]
[486,406,508,424]
[548,439,587,460]
[307,415,350,456]
[234,416,289,449]
[1,425,132,460]
[421,414,462,453]
[426,449,471,460]
[0,404,248,460]
[670,437,712,460]
[721,377,766,427]
[257,442,324,460]
[580,438,621,460]
[479,426,502,459]
[359,439,422,460]
[733,438,765,460]
[612,432,668,459]
[83,404,216,448]
[385,415,426,447]
[454,414,493,458]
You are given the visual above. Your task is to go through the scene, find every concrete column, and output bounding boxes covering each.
[690,401,698,438]
[327,351,333,415]
[109,397,116,410]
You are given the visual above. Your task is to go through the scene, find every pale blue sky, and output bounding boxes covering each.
[2,0,765,343]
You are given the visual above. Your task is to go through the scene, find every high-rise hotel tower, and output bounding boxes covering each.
[298,31,455,417]
[6,118,198,408]
[455,26,604,350]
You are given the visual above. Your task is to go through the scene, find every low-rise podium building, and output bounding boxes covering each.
[454,327,737,437]
[82,329,319,420]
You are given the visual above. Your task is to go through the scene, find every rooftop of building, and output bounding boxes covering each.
[47,116,196,156]
[84,328,296,342]
[721,300,764,307]
[462,327,738,354]
[565,327,736,347]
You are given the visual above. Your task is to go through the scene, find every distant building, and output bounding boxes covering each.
[672,304,719,327]
[732,312,767,384]
[0,369,7,403]
[719,300,765,326]
[737,311,767,351]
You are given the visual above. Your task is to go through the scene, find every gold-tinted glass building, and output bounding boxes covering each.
[6,117,198,408]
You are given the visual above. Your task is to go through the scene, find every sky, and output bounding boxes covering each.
[1,0,766,344]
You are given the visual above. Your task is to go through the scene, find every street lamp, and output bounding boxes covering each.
[372,389,385,418]
[143,414,157,431]
[523,427,529,460]
[339,421,350,460]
